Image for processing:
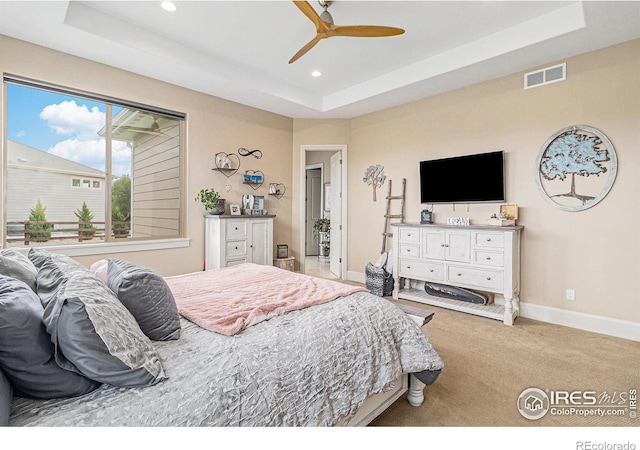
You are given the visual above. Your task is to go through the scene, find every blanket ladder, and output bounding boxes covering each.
[381,178,406,254]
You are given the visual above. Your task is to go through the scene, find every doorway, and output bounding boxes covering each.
[299,145,347,280]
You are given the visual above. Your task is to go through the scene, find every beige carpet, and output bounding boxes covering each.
[370,298,639,428]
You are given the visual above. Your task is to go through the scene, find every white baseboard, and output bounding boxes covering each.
[347,270,639,342]
[519,303,640,342]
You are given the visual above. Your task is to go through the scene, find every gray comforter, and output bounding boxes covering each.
[9,292,443,426]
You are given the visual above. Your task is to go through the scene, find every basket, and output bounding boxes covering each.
[365,262,394,297]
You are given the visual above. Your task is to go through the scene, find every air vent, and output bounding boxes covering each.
[524,63,566,89]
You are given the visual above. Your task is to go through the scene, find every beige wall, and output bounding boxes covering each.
[0,35,293,276]
[343,40,639,323]
[2,33,637,326]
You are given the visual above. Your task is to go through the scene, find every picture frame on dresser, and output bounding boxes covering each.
[230,204,241,215]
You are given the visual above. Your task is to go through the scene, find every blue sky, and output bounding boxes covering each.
[6,83,130,176]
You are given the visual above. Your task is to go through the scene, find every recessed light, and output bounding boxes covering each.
[311,70,322,77]
[161,2,177,12]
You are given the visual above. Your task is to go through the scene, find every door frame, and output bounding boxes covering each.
[299,145,347,279]
[304,164,324,256]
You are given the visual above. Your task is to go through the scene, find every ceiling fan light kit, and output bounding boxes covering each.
[289,0,405,64]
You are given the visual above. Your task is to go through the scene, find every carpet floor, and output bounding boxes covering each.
[370,298,639,428]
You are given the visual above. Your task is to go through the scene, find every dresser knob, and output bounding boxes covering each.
[235,246,238,250]
[486,238,491,242]
[457,273,462,276]
[486,277,491,281]
[407,266,411,269]
[429,269,434,273]
[486,256,491,260]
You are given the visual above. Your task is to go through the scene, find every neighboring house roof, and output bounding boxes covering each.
[7,140,105,178]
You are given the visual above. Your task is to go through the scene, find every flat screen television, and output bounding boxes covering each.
[420,151,505,204]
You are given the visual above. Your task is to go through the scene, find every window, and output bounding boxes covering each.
[3,76,185,248]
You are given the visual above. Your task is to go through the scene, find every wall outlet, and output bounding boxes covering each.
[566,289,575,301]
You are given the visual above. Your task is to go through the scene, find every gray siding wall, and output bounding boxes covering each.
[131,124,180,238]
[7,167,105,223]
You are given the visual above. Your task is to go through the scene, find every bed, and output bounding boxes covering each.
[1,250,443,427]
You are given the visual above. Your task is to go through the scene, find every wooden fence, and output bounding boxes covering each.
[6,221,130,245]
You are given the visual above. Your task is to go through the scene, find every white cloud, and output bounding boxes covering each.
[16,130,26,138]
[40,100,104,138]
[41,100,131,176]
[47,138,131,176]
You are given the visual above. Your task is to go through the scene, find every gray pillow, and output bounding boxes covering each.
[38,260,166,388]
[0,275,100,399]
[0,367,11,427]
[0,249,37,292]
[28,248,87,309]
[105,258,181,341]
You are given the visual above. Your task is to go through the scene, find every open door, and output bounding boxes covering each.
[305,168,322,256]
[329,152,341,278]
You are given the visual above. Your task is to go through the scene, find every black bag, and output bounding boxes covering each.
[365,262,394,297]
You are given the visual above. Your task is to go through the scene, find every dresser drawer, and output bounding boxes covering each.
[474,231,504,248]
[473,250,505,268]
[447,265,503,291]
[225,239,247,257]
[226,220,247,239]
[399,258,444,281]
[399,228,420,243]
[399,243,420,257]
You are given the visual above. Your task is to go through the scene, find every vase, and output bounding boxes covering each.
[208,199,226,215]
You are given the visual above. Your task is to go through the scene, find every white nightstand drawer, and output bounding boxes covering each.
[226,220,247,239]
[399,228,420,243]
[473,250,505,268]
[474,232,504,248]
[447,265,503,290]
[399,258,444,281]
[226,240,247,257]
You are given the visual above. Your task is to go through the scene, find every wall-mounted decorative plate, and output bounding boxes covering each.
[535,125,617,212]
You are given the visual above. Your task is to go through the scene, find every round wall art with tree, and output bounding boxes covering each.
[535,125,617,212]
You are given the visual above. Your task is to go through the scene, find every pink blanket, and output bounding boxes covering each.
[165,263,367,336]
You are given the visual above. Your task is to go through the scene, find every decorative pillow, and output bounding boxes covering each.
[89,259,108,284]
[103,258,181,341]
[38,260,166,388]
[0,249,37,292]
[0,367,11,427]
[28,248,87,308]
[0,275,101,400]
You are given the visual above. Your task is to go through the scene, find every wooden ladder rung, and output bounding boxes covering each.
[386,195,404,200]
[382,232,393,237]
[385,214,403,219]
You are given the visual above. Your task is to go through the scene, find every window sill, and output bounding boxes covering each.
[7,238,190,257]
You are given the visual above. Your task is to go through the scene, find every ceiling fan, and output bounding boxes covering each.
[289,0,405,64]
[114,115,173,135]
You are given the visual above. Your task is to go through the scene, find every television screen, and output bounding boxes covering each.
[420,151,505,203]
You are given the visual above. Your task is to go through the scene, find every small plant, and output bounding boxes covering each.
[74,201,96,239]
[313,218,330,237]
[112,206,130,237]
[195,188,220,212]
[28,199,53,240]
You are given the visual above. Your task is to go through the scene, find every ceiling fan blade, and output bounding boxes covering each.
[330,25,405,38]
[289,35,323,64]
[292,1,330,31]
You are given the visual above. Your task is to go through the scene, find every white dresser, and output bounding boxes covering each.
[391,223,522,325]
[204,215,274,270]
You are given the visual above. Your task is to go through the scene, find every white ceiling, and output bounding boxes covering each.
[0,1,638,119]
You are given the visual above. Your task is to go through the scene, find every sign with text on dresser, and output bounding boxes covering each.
[447,217,470,226]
